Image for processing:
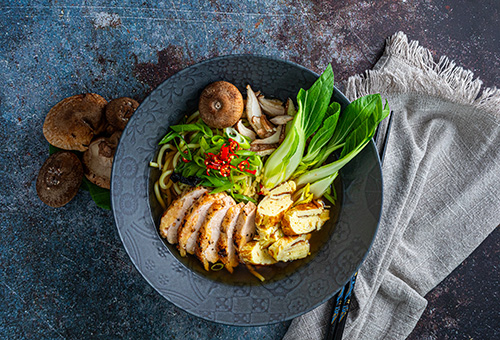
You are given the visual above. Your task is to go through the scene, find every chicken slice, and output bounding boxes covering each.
[159,186,207,244]
[217,202,244,273]
[282,200,330,235]
[233,201,257,251]
[177,192,226,256]
[196,195,235,271]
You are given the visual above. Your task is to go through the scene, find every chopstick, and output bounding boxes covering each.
[325,111,394,340]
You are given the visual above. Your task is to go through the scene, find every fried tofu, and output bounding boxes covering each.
[255,181,296,226]
[239,240,277,265]
[268,235,310,262]
[281,200,330,235]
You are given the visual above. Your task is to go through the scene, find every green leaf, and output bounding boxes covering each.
[83,178,111,210]
[231,193,257,203]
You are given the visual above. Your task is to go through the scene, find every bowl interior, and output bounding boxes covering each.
[111,55,382,325]
[147,66,351,285]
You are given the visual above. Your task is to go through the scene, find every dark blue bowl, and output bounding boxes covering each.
[111,55,382,326]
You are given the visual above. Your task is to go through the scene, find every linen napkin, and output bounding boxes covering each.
[283,31,500,340]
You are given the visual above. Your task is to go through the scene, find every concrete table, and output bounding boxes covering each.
[1,1,498,339]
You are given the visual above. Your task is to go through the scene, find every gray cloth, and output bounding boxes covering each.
[283,31,500,340]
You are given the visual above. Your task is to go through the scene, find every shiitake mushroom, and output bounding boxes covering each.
[42,94,107,152]
[105,97,139,131]
[36,151,84,207]
[199,81,244,129]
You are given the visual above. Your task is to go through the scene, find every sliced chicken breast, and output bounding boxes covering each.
[177,192,225,256]
[196,195,235,271]
[217,202,244,273]
[159,186,207,244]
[233,201,257,252]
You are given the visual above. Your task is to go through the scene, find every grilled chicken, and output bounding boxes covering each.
[159,186,207,244]
[281,200,330,235]
[255,181,296,226]
[177,192,226,256]
[233,202,257,251]
[217,202,245,273]
[239,240,277,265]
[268,234,311,262]
[196,195,236,271]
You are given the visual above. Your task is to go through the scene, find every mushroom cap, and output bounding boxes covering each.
[105,97,139,130]
[82,131,121,189]
[199,81,244,129]
[43,93,108,152]
[36,151,83,207]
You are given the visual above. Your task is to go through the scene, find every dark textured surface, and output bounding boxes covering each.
[0,1,498,339]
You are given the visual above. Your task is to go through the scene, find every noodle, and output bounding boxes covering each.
[156,144,175,170]
[159,170,173,190]
[173,182,182,195]
[154,181,167,210]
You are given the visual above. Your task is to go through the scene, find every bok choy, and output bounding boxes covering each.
[260,64,389,201]
[261,64,335,188]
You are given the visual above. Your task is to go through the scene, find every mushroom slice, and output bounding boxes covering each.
[236,120,256,141]
[36,151,83,208]
[269,115,293,125]
[251,125,283,145]
[82,131,121,189]
[257,95,285,116]
[257,115,276,138]
[285,98,297,116]
[199,81,244,129]
[105,97,139,130]
[249,143,277,156]
[43,93,107,152]
[246,85,267,138]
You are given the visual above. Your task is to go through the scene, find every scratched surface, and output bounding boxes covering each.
[1,0,499,339]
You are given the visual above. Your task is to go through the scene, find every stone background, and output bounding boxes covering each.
[0,1,498,339]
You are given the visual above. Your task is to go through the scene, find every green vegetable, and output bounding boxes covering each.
[293,102,340,177]
[296,94,390,198]
[262,64,335,188]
